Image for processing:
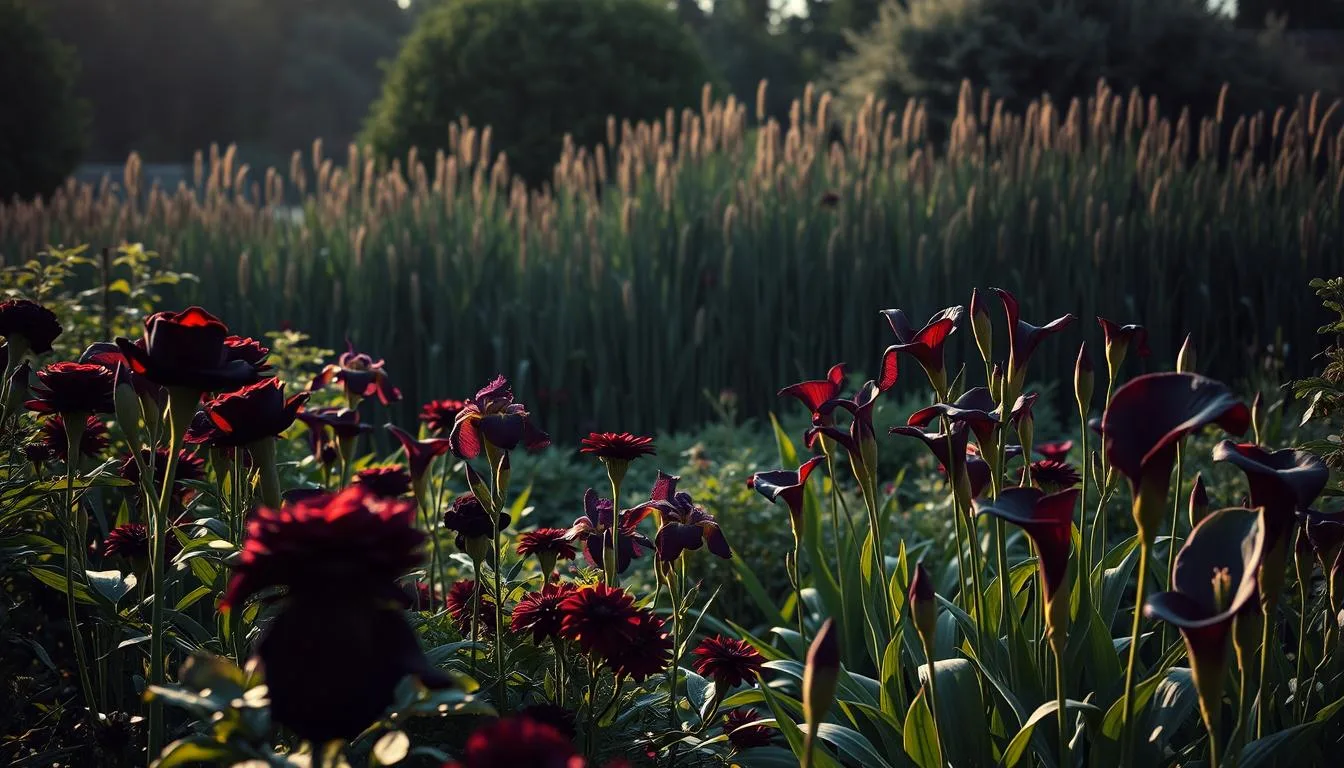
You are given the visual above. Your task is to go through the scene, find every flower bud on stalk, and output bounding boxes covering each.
[1074,343,1093,416]
[1177,333,1196,374]
[802,618,840,768]
[909,562,938,649]
[970,288,993,367]
[1188,473,1210,527]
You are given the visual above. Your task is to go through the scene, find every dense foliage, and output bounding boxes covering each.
[0,0,88,201]
[363,0,712,184]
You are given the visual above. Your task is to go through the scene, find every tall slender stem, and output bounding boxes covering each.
[1055,645,1069,767]
[605,466,623,587]
[924,643,944,764]
[1120,542,1151,767]
[1295,560,1310,723]
[1078,419,1090,576]
[1257,596,1274,739]
[62,424,99,723]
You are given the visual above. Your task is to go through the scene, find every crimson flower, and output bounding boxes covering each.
[990,288,1076,394]
[223,336,270,369]
[891,422,973,506]
[446,579,499,636]
[1025,459,1081,492]
[608,610,673,682]
[0,298,62,355]
[310,341,401,405]
[118,448,207,504]
[511,582,577,644]
[558,583,641,661]
[878,305,964,395]
[565,490,652,575]
[1037,440,1073,461]
[974,487,1080,643]
[1097,317,1151,371]
[420,398,467,434]
[354,465,413,498]
[444,716,581,768]
[748,456,826,536]
[516,528,578,575]
[580,432,656,461]
[449,376,551,459]
[906,386,998,449]
[297,406,373,453]
[38,415,109,461]
[385,423,453,487]
[443,493,509,554]
[185,378,307,447]
[103,523,150,560]
[723,708,774,750]
[25,362,115,415]
[79,341,165,403]
[115,307,263,392]
[693,635,765,688]
[778,363,846,425]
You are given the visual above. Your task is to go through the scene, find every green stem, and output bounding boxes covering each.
[1078,416,1090,577]
[554,638,566,708]
[62,425,99,722]
[251,438,281,511]
[606,470,623,587]
[1163,443,1184,652]
[493,532,505,707]
[1120,542,1151,768]
[1055,644,1069,767]
[1257,596,1274,739]
[790,547,806,642]
[1296,560,1310,723]
[924,640,944,764]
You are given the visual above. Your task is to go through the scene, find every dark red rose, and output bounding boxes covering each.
[0,298,62,354]
[185,378,307,447]
[579,432,656,462]
[354,465,413,498]
[25,362,115,415]
[692,635,765,688]
[115,307,263,392]
[223,336,271,370]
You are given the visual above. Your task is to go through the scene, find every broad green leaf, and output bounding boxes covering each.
[29,567,99,605]
[1001,699,1102,768]
[814,722,895,768]
[731,556,787,628]
[903,688,943,768]
[86,569,137,605]
[758,679,843,768]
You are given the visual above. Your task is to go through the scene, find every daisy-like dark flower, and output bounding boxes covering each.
[778,363,846,426]
[511,582,577,644]
[692,635,766,688]
[558,583,642,661]
[354,465,413,498]
[23,442,54,465]
[115,307,263,393]
[443,716,580,768]
[565,490,653,575]
[25,362,115,415]
[103,523,181,566]
[517,704,578,739]
[1024,459,1081,492]
[420,398,467,434]
[310,341,401,406]
[449,375,551,459]
[580,432,656,462]
[185,378,307,448]
[723,708,774,750]
[878,306,964,397]
[118,448,207,504]
[39,415,109,461]
[516,528,578,575]
[641,471,731,562]
[1036,440,1074,461]
[0,298,62,355]
[443,493,510,555]
[445,579,498,636]
[608,610,672,682]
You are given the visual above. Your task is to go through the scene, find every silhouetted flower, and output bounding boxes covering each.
[1036,440,1073,461]
[103,523,150,561]
[580,432,656,461]
[25,362,115,415]
[443,493,509,555]
[1024,459,1081,492]
[310,341,401,405]
[420,398,466,434]
[449,375,551,459]
[1097,317,1151,372]
[723,708,774,750]
[511,583,577,644]
[879,306,964,396]
[808,381,883,489]
[516,528,578,575]
[0,298,62,355]
[906,386,999,450]
[975,487,1080,644]
[608,609,673,682]
[517,704,578,739]
[778,363,846,426]
[748,456,826,537]
[444,716,580,768]
[641,471,731,562]
[891,422,973,507]
[565,490,652,575]
[354,465,413,498]
[185,378,307,447]
[446,579,498,636]
[693,635,765,688]
[115,307,263,392]
[990,288,1076,395]
[558,583,641,661]
[223,336,271,370]
[38,415,109,461]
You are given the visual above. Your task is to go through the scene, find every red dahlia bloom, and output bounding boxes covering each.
[310,341,401,405]
[118,448,207,504]
[516,528,578,575]
[115,307,263,393]
[449,375,551,459]
[511,582,577,644]
[103,522,181,564]
[692,635,765,688]
[0,298,62,354]
[580,432,656,462]
[778,363,846,426]
[185,378,307,447]
[354,465,413,498]
[723,708,774,749]
[445,579,498,636]
[420,398,467,434]
[1025,459,1081,492]
[1036,440,1073,461]
[39,415,109,461]
[25,362,115,415]
[608,610,672,682]
[444,717,581,768]
[558,583,641,661]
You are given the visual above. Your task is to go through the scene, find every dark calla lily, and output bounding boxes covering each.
[449,375,551,460]
[310,341,401,406]
[908,561,938,644]
[185,378,307,447]
[975,487,1079,644]
[1103,373,1250,544]
[892,422,973,510]
[641,471,732,561]
[385,424,453,494]
[990,288,1076,397]
[1144,507,1265,749]
[748,456,826,539]
[906,386,999,450]
[778,363,847,426]
[1189,472,1210,526]
[1097,317,1151,373]
[115,307,263,393]
[808,380,882,493]
[565,489,653,575]
[878,306,964,396]
[970,288,993,364]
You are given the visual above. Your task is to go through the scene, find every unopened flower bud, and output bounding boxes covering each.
[908,562,938,647]
[1188,472,1209,527]
[1176,333,1195,374]
[802,618,840,731]
[970,288,993,366]
[1074,343,1093,414]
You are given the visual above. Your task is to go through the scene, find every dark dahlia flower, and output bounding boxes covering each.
[580,431,656,461]
[566,489,653,575]
[118,448,207,503]
[692,635,765,688]
[115,307,263,392]
[443,493,509,553]
[354,465,413,498]
[420,398,467,434]
[608,609,672,682]
[974,487,1080,644]
[386,424,453,486]
[1036,440,1073,461]
[558,583,642,661]
[748,455,825,536]
[221,486,426,609]
[906,386,999,450]
[511,582,577,644]
[1025,459,1081,492]
[878,305,964,396]
[517,704,578,739]
[103,523,152,561]
[641,471,731,562]
[23,442,54,465]
[310,342,401,406]
[449,375,551,459]
[26,362,115,415]
[445,579,498,636]
[185,378,307,447]
[39,415,109,461]
[412,581,443,611]
[444,716,580,768]
[0,298,62,355]
[990,288,1076,395]
[778,363,846,426]
[516,528,578,574]
[723,708,774,750]
[1097,316,1151,371]
[222,336,271,370]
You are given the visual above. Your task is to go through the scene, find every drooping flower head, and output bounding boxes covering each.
[443,716,581,768]
[975,487,1080,646]
[748,456,826,540]
[723,708,774,750]
[0,298,62,356]
[1103,373,1249,545]
[990,288,1076,399]
[638,471,732,562]
[1145,507,1265,744]
[443,493,510,558]
[1096,317,1151,374]
[607,609,673,682]
[25,362,115,415]
[511,582,578,644]
[185,378,307,447]
[354,465,413,498]
[115,307,263,393]
[516,528,578,576]
[385,423,453,492]
[38,415,109,461]
[693,635,766,688]
[310,341,401,406]
[449,375,551,460]
[906,386,999,452]
[565,490,653,575]
[558,583,642,661]
[419,398,466,435]
[878,306,964,398]
[778,363,847,427]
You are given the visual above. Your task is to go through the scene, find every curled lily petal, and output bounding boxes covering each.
[974,487,1077,605]
[879,306,963,393]
[779,363,847,420]
[749,456,826,533]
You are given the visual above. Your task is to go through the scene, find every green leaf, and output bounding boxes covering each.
[1102,669,1166,739]
[758,680,843,768]
[731,555,787,628]
[151,737,236,767]
[372,730,410,766]
[903,687,943,768]
[1001,699,1101,768]
[86,569,137,606]
[814,722,895,768]
[28,567,98,605]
